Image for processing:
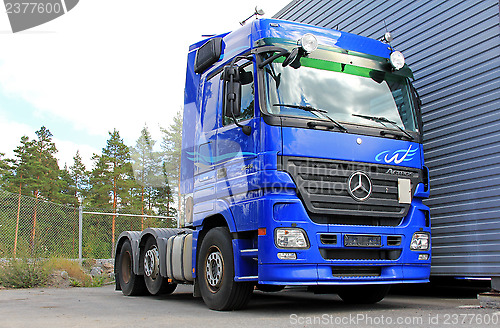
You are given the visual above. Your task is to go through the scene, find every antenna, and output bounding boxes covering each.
[240,7,265,26]
[380,19,394,46]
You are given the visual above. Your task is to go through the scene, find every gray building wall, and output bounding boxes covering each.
[275,0,500,277]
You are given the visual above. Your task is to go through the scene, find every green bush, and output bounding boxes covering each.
[0,259,48,288]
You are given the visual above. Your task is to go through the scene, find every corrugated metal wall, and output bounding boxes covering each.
[275,0,500,277]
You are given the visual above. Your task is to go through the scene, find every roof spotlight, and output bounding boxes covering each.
[299,33,318,54]
[390,51,405,70]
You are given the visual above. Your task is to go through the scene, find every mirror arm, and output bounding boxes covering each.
[230,106,252,136]
[258,49,289,68]
[227,62,252,136]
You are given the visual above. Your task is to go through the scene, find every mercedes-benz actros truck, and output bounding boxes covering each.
[114,18,431,310]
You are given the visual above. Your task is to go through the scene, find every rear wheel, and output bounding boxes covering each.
[198,227,253,310]
[118,239,146,296]
[143,237,177,295]
[337,285,391,304]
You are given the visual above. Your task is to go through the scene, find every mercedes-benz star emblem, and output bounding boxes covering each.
[347,171,372,201]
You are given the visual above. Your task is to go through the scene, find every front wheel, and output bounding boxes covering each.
[337,285,391,304]
[198,227,253,310]
[143,237,177,295]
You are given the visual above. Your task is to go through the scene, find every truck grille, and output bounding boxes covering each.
[331,266,382,277]
[279,156,421,226]
[320,249,402,261]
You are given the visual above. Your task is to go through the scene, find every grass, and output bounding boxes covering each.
[0,258,114,289]
[0,259,48,288]
[43,258,92,286]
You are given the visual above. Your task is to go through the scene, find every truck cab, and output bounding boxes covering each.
[115,18,431,311]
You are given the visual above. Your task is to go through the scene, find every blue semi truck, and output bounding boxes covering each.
[114,18,431,310]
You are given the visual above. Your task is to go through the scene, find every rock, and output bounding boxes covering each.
[102,262,113,270]
[47,271,71,288]
[85,259,97,267]
[60,271,69,279]
[90,267,103,276]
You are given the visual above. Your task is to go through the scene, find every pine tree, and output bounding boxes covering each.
[59,164,78,206]
[88,154,110,207]
[0,153,11,188]
[6,127,61,253]
[69,150,89,205]
[7,135,37,256]
[155,162,176,218]
[8,136,37,196]
[31,126,61,200]
[131,125,161,229]
[161,110,183,218]
[30,127,61,250]
[88,129,136,255]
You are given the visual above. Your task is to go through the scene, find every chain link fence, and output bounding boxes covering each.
[0,190,177,259]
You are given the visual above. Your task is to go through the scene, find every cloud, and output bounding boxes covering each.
[53,138,99,170]
[0,111,98,170]
[0,0,289,151]
[0,112,35,157]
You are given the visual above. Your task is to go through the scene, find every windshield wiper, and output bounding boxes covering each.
[274,103,348,133]
[352,113,414,140]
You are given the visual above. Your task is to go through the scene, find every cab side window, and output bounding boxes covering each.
[223,63,254,125]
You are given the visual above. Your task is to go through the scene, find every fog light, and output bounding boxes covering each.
[390,51,405,70]
[418,254,429,261]
[299,33,318,53]
[277,252,297,260]
[275,228,309,249]
[410,232,430,251]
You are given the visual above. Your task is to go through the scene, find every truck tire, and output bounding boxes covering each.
[198,227,253,310]
[118,239,147,296]
[143,237,177,295]
[337,285,391,304]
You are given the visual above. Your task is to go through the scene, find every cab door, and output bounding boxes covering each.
[215,61,259,231]
[192,76,220,218]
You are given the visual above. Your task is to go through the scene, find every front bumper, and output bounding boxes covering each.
[258,263,430,285]
[254,196,431,285]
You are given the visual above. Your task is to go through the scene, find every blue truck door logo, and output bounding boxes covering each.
[375,145,417,164]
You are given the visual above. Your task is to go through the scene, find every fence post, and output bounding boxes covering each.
[79,206,83,263]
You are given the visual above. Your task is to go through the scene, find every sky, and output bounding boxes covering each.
[0,0,290,169]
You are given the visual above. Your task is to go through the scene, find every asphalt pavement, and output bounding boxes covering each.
[0,284,499,328]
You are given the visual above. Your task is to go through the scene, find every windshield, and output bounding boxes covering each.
[263,56,418,132]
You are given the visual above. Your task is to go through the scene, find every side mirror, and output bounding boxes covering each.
[223,66,242,118]
[282,48,301,68]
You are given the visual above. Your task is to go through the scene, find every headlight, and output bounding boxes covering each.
[410,232,430,251]
[390,51,405,70]
[299,33,318,53]
[275,228,309,249]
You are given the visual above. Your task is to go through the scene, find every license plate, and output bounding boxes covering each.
[344,234,381,247]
